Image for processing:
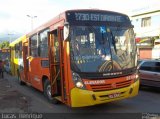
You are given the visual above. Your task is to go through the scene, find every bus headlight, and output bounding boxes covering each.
[135,74,139,79]
[134,74,139,82]
[72,72,86,89]
[76,82,84,88]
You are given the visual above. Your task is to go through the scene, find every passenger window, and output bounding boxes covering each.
[15,43,20,58]
[30,35,38,57]
[140,61,154,71]
[154,62,160,72]
[155,62,160,66]
[54,32,59,62]
[39,29,49,58]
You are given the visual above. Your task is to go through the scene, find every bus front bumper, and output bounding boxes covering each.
[70,80,139,107]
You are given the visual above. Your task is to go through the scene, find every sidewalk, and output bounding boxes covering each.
[0,73,30,113]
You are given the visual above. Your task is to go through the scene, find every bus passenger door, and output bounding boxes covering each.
[48,28,67,102]
[58,27,67,102]
[22,42,29,83]
[48,30,61,98]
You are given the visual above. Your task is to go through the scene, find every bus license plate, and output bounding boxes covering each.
[108,93,120,99]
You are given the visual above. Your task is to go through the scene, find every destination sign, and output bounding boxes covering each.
[66,11,130,23]
[75,13,122,22]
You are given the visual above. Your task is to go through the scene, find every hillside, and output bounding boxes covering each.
[0,33,22,43]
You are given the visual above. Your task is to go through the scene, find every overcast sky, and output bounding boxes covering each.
[0,0,160,35]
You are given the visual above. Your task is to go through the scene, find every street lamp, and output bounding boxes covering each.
[27,15,37,30]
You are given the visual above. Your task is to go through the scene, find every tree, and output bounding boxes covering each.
[0,41,9,49]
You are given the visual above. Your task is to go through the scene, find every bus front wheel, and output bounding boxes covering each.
[44,79,59,104]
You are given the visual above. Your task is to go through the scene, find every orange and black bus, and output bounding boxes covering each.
[13,9,139,107]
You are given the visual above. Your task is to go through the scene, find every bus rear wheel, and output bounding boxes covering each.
[17,70,25,85]
[44,79,59,104]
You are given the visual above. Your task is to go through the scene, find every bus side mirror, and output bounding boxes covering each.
[64,22,69,41]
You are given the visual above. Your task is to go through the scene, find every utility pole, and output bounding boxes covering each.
[27,15,37,31]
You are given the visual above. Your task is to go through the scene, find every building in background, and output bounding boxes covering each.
[131,5,160,59]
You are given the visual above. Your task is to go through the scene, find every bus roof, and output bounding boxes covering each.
[26,9,130,37]
[26,12,66,37]
[10,35,26,47]
[66,9,128,16]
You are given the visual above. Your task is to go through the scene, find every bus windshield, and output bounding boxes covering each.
[70,25,137,73]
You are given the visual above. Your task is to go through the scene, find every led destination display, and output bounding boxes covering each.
[66,10,131,24]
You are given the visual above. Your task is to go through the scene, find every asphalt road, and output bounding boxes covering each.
[5,73,160,113]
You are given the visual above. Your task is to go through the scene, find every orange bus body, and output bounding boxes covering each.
[14,9,139,107]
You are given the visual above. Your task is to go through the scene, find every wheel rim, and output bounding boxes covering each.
[46,85,52,99]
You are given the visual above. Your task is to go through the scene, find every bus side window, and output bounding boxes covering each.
[53,31,59,62]
[39,29,49,58]
[30,35,38,57]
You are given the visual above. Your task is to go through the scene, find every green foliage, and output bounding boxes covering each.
[0,41,9,49]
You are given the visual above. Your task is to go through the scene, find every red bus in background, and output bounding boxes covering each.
[0,48,10,60]
[0,48,10,73]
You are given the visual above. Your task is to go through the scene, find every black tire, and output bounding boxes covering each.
[44,79,59,104]
[17,70,25,85]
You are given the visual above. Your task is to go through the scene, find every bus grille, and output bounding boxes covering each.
[90,80,132,92]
